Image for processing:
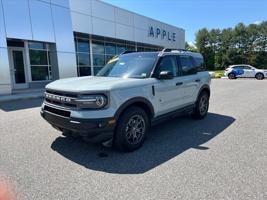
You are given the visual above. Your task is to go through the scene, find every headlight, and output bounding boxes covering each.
[75,94,108,109]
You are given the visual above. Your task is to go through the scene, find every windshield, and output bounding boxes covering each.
[96,52,158,78]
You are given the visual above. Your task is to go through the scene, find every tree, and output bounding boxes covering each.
[185,42,198,52]
[193,21,267,70]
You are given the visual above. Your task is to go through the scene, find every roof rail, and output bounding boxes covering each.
[110,50,137,60]
[158,48,189,56]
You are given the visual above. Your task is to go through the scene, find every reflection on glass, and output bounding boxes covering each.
[116,44,125,54]
[30,50,48,65]
[93,54,105,67]
[105,54,115,64]
[92,41,104,54]
[28,42,52,81]
[12,50,26,83]
[105,43,116,55]
[137,47,144,52]
[126,45,135,51]
[77,39,90,53]
[77,53,90,66]
[94,67,102,75]
[29,42,46,50]
[31,66,49,81]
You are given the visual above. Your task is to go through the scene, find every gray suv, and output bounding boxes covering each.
[41,49,211,152]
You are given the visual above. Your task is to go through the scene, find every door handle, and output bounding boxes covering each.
[176,82,183,86]
[195,79,200,82]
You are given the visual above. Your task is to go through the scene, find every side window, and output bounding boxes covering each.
[156,55,178,76]
[179,55,197,75]
[233,66,244,69]
[243,66,251,70]
[194,57,205,72]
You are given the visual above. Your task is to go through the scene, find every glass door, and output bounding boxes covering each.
[8,47,28,89]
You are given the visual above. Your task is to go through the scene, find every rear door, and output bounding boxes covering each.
[242,66,255,77]
[177,55,200,104]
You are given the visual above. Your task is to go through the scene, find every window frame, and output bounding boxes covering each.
[28,42,52,82]
[177,55,198,76]
[153,55,179,78]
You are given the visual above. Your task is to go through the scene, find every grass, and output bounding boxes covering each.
[209,70,225,78]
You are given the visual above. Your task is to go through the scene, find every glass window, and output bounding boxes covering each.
[116,44,126,54]
[233,66,244,69]
[76,39,89,53]
[77,53,90,66]
[30,50,48,65]
[105,54,115,64]
[126,45,135,51]
[243,66,252,69]
[97,52,158,78]
[78,67,91,76]
[105,43,116,55]
[74,37,92,77]
[28,42,52,81]
[29,42,46,50]
[180,55,197,75]
[93,67,102,75]
[31,66,50,81]
[156,56,178,76]
[93,54,105,67]
[137,46,144,52]
[193,57,205,72]
[92,41,104,54]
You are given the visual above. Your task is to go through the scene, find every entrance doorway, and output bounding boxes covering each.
[8,47,29,89]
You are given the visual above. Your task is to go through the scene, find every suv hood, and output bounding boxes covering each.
[46,76,155,93]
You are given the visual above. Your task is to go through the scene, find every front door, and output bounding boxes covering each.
[153,55,187,116]
[8,48,28,89]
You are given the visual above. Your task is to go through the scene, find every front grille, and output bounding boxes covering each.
[45,90,78,108]
[44,105,70,117]
[46,90,78,98]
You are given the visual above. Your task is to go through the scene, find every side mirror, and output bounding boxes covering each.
[158,71,174,79]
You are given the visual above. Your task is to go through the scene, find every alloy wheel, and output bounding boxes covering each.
[125,114,146,145]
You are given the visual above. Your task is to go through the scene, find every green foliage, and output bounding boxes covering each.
[194,21,267,70]
[185,42,198,52]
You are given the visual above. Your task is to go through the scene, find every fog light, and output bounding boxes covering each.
[108,119,116,124]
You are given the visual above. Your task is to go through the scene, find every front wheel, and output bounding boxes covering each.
[192,91,209,119]
[228,73,236,79]
[255,73,264,80]
[114,106,149,152]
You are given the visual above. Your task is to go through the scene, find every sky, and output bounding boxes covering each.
[101,0,267,44]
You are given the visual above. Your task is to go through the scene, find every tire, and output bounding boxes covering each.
[228,73,236,79]
[255,73,264,80]
[192,91,209,119]
[114,106,149,152]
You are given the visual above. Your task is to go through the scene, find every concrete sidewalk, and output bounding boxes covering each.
[0,90,44,103]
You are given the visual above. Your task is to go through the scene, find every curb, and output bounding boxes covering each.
[0,93,44,103]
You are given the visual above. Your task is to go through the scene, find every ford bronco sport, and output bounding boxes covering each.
[41,49,211,152]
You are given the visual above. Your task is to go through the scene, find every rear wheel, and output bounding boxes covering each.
[192,91,209,119]
[255,73,264,80]
[114,106,149,152]
[228,73,236,79]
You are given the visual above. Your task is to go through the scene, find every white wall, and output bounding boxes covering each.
[70,0,185,48]
[0,0,77,95]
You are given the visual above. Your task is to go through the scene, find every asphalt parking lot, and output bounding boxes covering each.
[0,79,266,200]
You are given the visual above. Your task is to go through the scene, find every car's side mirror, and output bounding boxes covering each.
[158,71,174,79]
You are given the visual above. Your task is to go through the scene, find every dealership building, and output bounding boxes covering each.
[0,0,185,95]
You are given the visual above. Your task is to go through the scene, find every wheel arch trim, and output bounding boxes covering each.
[197,84,211,99]
[114,97,155,120]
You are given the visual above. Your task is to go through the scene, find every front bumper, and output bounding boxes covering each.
[41,107,116,143]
